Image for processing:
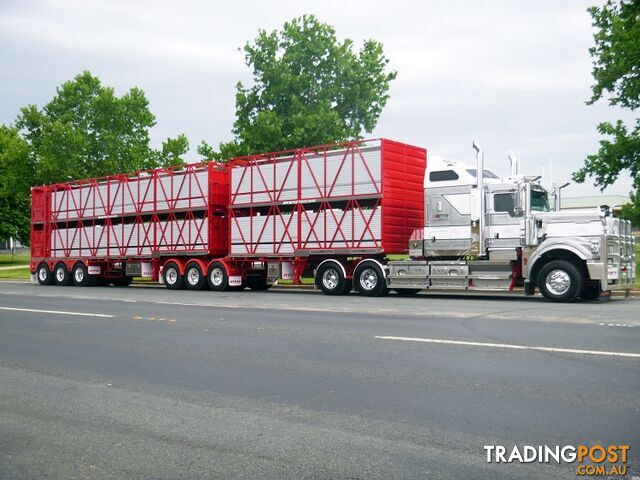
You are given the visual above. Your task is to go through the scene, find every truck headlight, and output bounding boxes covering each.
[590,240,601,259]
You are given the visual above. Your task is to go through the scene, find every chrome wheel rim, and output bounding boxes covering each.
[187,267,200,286]
[545,269,570,296]
[165,267,178,285]
[210,267,223,287]
[38,267,48,282]
[56,267,65,282]
[360,268,378,291]
[74,268,84,283]
[322,268,340,291]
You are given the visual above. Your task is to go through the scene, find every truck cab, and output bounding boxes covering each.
[386,145,636,302]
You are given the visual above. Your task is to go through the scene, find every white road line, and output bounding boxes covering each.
[374,336,640,359]
[0,306,114,318]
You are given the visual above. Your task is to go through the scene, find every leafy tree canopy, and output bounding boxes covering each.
[201,15,396,160]
[0,126,33,242]
[16,71,188,184]
[573,0,640,226]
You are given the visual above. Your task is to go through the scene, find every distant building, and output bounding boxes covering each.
[560,195,630,211]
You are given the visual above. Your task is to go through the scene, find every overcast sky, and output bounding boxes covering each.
[0,0,635,198]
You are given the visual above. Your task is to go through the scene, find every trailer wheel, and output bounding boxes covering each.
[72,263,92,287]
[184,263,205,290]
[207,262,229,292]
[36,263,53,286]
[316,262,350,295]
[53,263,71,286]
[246,274,272,291]
[163,262,184,290]
[354,262,388,297]
[537,260,583,303]
[111,276,133,287]
[394,288,421,296]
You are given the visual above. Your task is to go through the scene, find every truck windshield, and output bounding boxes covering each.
[531,189,550,212]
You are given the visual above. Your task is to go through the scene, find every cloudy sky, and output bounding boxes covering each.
[0,0,635,197]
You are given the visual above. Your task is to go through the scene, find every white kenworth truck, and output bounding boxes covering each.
[383,142,636,302]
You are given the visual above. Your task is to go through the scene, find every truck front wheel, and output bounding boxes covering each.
[537,260,583,303]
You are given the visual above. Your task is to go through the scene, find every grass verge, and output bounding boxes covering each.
[0,267,31,280]
[0,253,30,266]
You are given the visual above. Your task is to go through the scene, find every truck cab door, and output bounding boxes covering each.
[487,191,522,248]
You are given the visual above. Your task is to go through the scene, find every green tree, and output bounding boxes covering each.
[573,0,640,226]
[16,71,188,184]
[0,125,34,243]
[201,15,396,160]
[154,133,190,167]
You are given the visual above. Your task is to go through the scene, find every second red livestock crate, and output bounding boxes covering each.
[228,138,426,257]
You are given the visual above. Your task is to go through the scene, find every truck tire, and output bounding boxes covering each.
[537,260,583,303]
[394,288,421,296]
[316,262,350,295]
[246,274,272,291]
[163,262,184,290]
[207,262,229,291]
[354,261,388,297]
[111,276,133,287]
[72,263,92,287]
[53,263,71,286]
[36,263,53,286]
[184,263,205,290]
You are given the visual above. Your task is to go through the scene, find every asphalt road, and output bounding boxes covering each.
[0,281,638,479]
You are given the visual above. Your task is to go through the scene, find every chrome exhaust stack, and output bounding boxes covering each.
[472,140,485,256]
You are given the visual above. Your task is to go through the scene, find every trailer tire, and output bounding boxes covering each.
[112,276,133,287]
[36,263,53,286]
[316,262,350,295]
[163,262,184,290]
[354,261,388,297]
[246,275,272,291]
[184,263,206,290]
[72,263,92,287]
[537,260,583,303]
[51,263,70,286]
[207,262,229,292]
[394,288,421,296]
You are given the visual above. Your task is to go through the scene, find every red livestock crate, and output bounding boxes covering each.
[228,139,426,257]
[31,163,229,260]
